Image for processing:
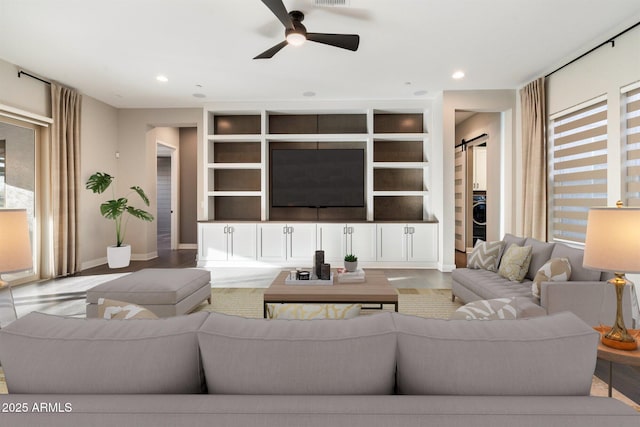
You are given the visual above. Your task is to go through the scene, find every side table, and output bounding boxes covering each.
[594,326,640,397]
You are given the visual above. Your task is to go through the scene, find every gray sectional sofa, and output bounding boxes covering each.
[452,234,637,327]
[0,310,638,426]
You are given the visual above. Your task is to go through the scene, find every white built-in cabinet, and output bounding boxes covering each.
[198,222,437,268]
[316,223,377,264]
[376,223,438,262]
[472,146,487,191]
[257,223,317,264]
[198,223,257,262]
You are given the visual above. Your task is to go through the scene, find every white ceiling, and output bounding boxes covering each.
[1,0,639,109]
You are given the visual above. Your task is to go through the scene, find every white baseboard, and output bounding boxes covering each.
[178,243,197,250]
[132,251,158,261]
[81,257,107,271]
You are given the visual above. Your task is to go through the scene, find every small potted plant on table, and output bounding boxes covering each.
[344,254,358,272]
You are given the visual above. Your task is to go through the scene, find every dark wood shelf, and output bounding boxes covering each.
[213,196,261,220]
[214,115,261,135]
[374,113,423,133]
[213,169,261,191]
[269,114,367,134]
[374,140,423,162]
[374,169,423,191]
[374,196,423,221]
[212,142,261,163]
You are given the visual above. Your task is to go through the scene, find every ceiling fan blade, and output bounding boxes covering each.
[260,0,294,30]
[254,40,288,59]
[306,33,360,51]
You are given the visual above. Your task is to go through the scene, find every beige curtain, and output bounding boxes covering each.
[520,77,546,240]
[50,83,82,276]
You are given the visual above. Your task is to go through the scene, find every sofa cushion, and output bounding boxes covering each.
[550,243,602,281]
[467,240,504,272]
[524,238,556,280]
[265,303,361,319]
[393,311,598,396]
[532,258,572,298]
[452,268,534,300]
[500,233,526,258]
[97,298,159,319]
[198,312,397,395]
[498,245,533,282]
[0,311,209,394]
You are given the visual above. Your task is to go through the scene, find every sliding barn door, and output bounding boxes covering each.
[454,146,466,252]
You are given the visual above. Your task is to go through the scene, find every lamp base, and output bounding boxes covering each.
[602,334,638,351]
[601,273,638,351]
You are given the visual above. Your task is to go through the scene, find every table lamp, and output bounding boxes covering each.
[583,201,640,351]
[0,209,33,326]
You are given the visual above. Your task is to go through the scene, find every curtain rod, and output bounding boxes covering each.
[545,20,640,78]
[17,70,51,85]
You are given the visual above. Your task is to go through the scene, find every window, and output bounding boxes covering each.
[0,118,38,283]
[548,97,608,244]
[623,85,640,207]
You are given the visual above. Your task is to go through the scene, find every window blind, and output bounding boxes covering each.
[624,86,640,207]
[549,99,608,244]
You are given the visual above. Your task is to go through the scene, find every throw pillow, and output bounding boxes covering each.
[531,257,572,298]
[266,303,361,319]
[450,298,518,320]
[97,298,158,320]
[467,240,505,272]
[498,244,533,282]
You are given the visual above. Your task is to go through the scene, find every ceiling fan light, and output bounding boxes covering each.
[286,32,306,46]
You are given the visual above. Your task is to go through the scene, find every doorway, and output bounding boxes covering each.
[156,143,177,250]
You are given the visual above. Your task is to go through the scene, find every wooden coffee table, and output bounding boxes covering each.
[263,270,398,318]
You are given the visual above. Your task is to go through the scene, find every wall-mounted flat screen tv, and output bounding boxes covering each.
[271,149,365,208]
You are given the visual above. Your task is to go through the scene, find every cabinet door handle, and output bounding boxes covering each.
[283,226,288,234]
[343,226,347,235]
[348,226,353,234]
[404,226,408,234]
[228,226,233,234]
[224,226,228,234]
[288,226,293,234]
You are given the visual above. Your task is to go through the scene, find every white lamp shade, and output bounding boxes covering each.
[583,206,640,273]
[0,209,33,274]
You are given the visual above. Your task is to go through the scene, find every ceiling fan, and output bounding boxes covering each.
[254,0,360,59]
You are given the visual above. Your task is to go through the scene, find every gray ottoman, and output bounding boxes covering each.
[86,268,211,318]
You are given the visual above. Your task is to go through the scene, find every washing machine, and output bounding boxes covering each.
[472,193,486,245]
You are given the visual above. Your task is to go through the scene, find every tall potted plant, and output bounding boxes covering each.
[85,172,154,268]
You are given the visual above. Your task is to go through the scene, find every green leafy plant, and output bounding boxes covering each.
[85,172,154,247]
[344,254,358,262]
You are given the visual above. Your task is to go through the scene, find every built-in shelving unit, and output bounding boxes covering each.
[203,108,431,222]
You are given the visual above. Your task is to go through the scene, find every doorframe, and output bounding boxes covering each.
[156,141,179,250]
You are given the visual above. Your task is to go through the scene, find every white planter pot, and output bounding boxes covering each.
[107,245,131,269]
[344,260,358,272]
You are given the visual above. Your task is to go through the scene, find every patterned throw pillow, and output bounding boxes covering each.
[266,303,361,319]
[97,298,158,320]
[532,257,572,298]
[450,298,518,320]
[498,244,533,282]
[467,240,505,272]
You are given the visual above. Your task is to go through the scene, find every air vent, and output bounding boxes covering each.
[314,0,350,6]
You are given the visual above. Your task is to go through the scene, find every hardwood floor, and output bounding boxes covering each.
[77,248,197,276]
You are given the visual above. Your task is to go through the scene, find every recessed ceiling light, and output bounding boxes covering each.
[303,91,316,97]
[192,93,206,99]
[156,75,168,83]
[414,90,428,96]
[452,70,465,80]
